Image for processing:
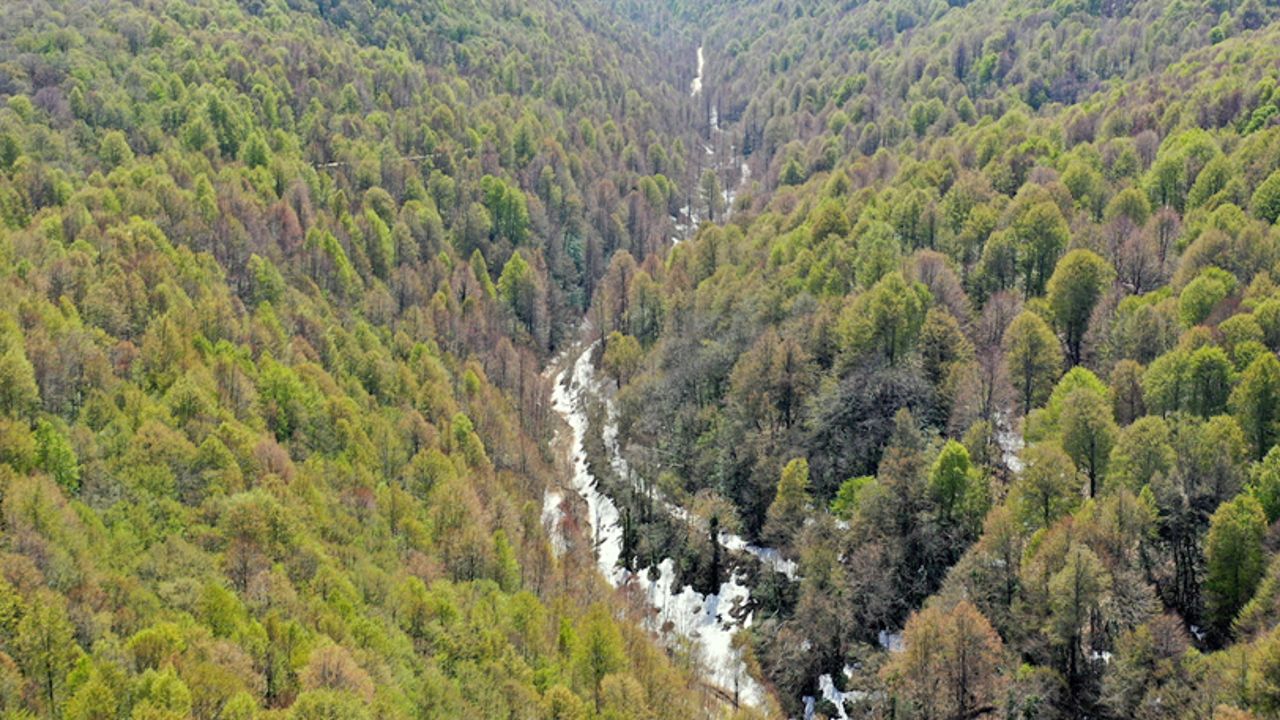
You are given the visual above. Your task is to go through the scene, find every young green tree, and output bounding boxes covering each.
[34,419,79,493]
[1013,200,1069,298]
[1250,446,1280,523]
[1251,169,1280,224]
[1004,310,1063,415]
[1188,345,1234,418]
[1107,415,1175,493]
[497,250,540,333]
[842,271,930,366]
[1016,443,1080,529]
[699,168,723,222]
[15,592,81,713]
[1059,387,1117,497]
[0,341,39,420]
[1179,267,1237,327]
[601,332,642,389]
[1047,249,1114,366]
[1231,352,1280,461]
[763,458,812,549]
[1205,494,1267,635]
[1048,544,1110,698]
[573,604,625,712]
[929,440,975,525]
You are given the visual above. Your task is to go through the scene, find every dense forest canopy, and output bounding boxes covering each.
[2,0,1280,718]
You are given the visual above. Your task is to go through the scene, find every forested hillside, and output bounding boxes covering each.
[0,0,744,718]
[5,0,1280,718]
[592,0,1280,717]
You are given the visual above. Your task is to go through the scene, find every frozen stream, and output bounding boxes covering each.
[691,45,704,96]
[545,343,767,708]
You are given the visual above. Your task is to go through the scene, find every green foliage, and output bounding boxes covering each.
[1015,443,1080,529]
[929,440,976,524]
[1249,445,1280,523]
[7,0,1280,715]
[764,458,812,548]
[15,592,80,712]
[601,332,642,389]
[1004,311,1063,415]
[1232,352,1280,460]
[0,2,719,717]
[840,271,931,365]
[1059,386,1116,497]
[1252,169,1280,224]
[830,475,874,520]
[1047,249,1114,365]
[35,419,79,493]
[1179,267,1238,326]
[1205,495,1267,633]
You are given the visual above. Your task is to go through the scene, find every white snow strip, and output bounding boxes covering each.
[878,630,904,653]
[994,410,1025,474]
[803,673,868,720]
[691,46,704,96]
[548,344,766,707]
[542,489,567,553]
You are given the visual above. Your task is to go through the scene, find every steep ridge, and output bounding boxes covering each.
[595,2,1280,716]
[0,1,746,718]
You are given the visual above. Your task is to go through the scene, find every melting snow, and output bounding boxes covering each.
[690,46,704,96]
[995,410,1025,474]
[878,630,904,653]
[546,343,766,707]
[803,673,867,720]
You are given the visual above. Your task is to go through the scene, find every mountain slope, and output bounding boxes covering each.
[594,2,1280,715]
[0,1,744,718]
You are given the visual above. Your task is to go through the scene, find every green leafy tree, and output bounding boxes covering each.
[480,175,531,244]
[1048,544,1110,696]
[1250,445,1280,523]
[830,475,874,520]
[1107,416,1175,493]
[497,250,539,332]
[810,198,850,242]
[1205,495,1267,634]
[1142,348,1190,416]
[1012,200,1069,297]
[1252,169,1280,224]
[841,271,930,365]
[0,341,39,420]
[1059,387,1117,497]
[35,419,80,493]
[247,254,287,306]
[1187,345,1234,418]
[1016,443,1080,529]
[1047,249,1114,366]
[573,605,625,712]
[929,440,976,525]
[1231,352,1280,460]
[16,592,80,712]
[1179,267,1237,326]
[601,332,642,389]
[700,168,724,221]
[1004,310,1063,415]
[763,458,812,549]
[98,129,134,168]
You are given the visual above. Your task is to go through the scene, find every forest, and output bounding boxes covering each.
[1,0,1280,718]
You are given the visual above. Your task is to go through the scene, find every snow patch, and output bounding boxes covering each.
[995,410,1025,474]
[690,46,704,96]
[547,344,766,707]
[541,489,567,553]
[803,673,867,720]
[878,630,904,653]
